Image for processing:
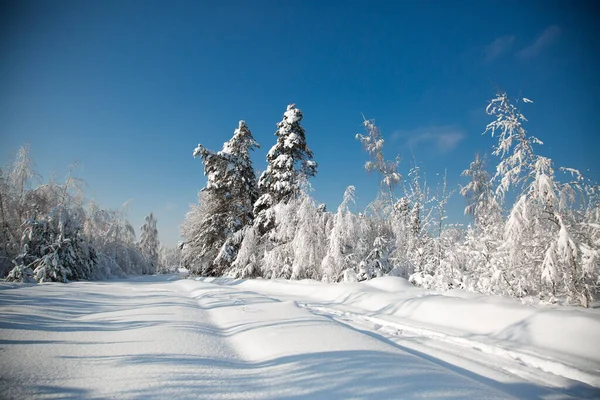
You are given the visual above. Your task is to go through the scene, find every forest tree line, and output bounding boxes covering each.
[1,93,598,307]
[0,149,178,282]
[180,94,599,307]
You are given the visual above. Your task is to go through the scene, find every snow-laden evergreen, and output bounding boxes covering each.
[181,120,259,276]
[254,104,317,233]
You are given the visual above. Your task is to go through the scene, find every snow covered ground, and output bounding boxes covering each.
[1,274,599,399]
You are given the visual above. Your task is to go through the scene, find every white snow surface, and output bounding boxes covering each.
[1,275,599,399]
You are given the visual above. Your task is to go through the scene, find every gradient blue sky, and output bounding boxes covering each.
[1,0,598,247]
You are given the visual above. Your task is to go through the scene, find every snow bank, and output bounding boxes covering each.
[199,276,600,388]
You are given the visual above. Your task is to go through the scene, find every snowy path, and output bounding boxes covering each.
[0,275,598,399]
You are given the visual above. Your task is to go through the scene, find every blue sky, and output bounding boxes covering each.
[1,0,598,247]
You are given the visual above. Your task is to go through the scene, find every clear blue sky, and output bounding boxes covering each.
[1,0,598,247]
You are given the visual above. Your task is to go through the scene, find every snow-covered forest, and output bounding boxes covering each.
[2,93,599,307]
[179,94,599,307]
[0,146,179,282]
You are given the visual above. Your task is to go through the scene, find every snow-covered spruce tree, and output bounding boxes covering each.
[213,121,260,273]
[485,93,599,306]
[232,104,318,280]
[139,212,159,274]
[254,104,317,234]
[181,121,259,276]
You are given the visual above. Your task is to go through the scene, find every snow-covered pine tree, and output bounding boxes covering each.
[139,212,160,274]
[254,104,317,233]
[182,121,259,276]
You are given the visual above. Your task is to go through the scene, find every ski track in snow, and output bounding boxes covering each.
[0,274,598,399]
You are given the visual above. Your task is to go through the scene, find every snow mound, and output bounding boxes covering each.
[361,276,417,292]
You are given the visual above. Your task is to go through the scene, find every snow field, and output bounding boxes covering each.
[0,275,545,399]
[198,276,600,390]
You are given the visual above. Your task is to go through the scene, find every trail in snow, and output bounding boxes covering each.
[0,275,598,399]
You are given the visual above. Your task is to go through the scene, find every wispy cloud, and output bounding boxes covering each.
[392,126,466,154]
[483,35,515,63]
[517,25,561,59]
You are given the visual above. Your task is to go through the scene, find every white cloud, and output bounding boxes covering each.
[517,25,561,59]
[392,126,466,154]
[483,35,515,63]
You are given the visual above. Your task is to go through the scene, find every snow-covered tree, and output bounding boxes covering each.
[459,154,504,292]
[84,201,145,278]
[0,145,154,282]
[291,192,328,280]
[354,118,402,281]
[180,191,227,275]
[321,186,361,282]
[485,93,599,306]
[6,173,95,283]
[0,145,38,277]
[261,198,299,279]
[182,121,259,276]
[139,212,160,274]
[7,204,96,283]
[228,225,262,278]
[255,104,317,232]
[356,118,401,207]
[461,155,497,227]
[485,94,541,200]
[158,245,181,274]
